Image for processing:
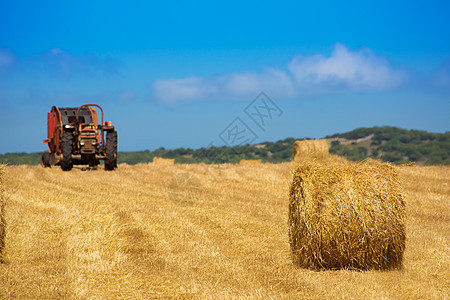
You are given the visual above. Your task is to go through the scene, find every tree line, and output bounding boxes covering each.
[1,126,448,166]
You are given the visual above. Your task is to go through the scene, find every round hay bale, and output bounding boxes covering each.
[239,159,262,165]
[0,165,5,260]
[288,157,405,270]
[292,139,328,161]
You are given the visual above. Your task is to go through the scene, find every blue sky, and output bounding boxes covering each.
[0,0,449,153]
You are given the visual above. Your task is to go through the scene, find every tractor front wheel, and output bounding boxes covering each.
[61,131,74,171]
[105,131,117,171]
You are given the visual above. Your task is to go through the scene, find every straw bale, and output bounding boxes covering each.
[153,157,175,165]
[239,159,262,165]
[288,157,405,270]
[0,165,5,259]
[292,139,328,160]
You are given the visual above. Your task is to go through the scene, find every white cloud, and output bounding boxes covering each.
[288,44,405,93]
[153,43,407,103]
[153,77,214,104]
[153,69,296,104]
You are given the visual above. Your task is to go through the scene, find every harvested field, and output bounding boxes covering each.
[0,164,5,261]
[0,162,448,298]
[153,157,175,164]
[239,159,262,165]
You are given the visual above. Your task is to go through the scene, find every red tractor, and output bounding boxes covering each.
[42,104,118,171]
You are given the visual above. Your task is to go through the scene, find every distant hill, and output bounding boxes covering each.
[326,126,449,165]
[1,126,449,166]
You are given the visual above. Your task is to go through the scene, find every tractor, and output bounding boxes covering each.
[42,104,118,171]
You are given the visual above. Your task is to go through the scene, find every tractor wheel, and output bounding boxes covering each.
[41,152,51,168]
[105,131,117,171]
[61,131,74,171]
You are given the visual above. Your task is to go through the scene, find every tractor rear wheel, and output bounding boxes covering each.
[105,131,117,171]
[41,152,51,168]
[61,131,74,171]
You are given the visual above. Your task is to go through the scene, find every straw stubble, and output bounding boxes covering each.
[0,165,6,261]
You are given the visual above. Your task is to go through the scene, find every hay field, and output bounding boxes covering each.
[239,159,262,165]
[0,162,448,298]
[153,157,175,165]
